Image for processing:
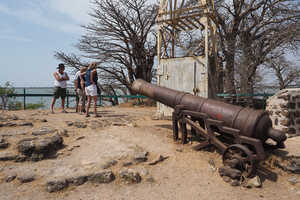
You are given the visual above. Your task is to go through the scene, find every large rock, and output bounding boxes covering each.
[119,169,142,184]
[287,158,300,174]
[0,152,18,161]
[17,133,63,161]
[17,173,35,183]
[32,127,56,136]
[133,151,148,163]
[244,176,262,188]
[0,138,9,149]
[88,170,115,183]
[0,130,28,137]
[46,170,115,193]
[67,175,88,186]
[73,122,87,128]
[18,122,33,127]
[5,173,17,182]
[46,179,68,193]
[218,166,242,180]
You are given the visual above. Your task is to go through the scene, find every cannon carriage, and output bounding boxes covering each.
[132,79,287,176]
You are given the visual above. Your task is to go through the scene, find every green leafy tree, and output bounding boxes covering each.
[0,82,16,110]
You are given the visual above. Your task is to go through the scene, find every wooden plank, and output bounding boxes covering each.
[185,18,200,29]
[157,13,204,24]
[160,29,169,57]
[191,16,205,29]
[178,19,194,30]
[165,21,183,31]
[158,5,206,16]
[169,0,173,19]
[179,0,185,9]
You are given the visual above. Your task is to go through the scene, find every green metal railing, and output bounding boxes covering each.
[216,93,274,97]
[216,93,275,109]
[0,87,146,110]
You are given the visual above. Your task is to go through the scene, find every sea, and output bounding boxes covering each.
[13,87,77,109]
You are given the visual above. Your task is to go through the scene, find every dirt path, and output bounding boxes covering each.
[0,106,299,200]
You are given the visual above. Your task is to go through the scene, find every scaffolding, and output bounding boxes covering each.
[157,0,217,64]
[156,0,217,117]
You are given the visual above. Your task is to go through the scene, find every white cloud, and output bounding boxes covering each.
[49,0,92,24]
[0,1,90,35]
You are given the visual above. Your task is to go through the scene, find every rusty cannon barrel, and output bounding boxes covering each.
[132,79,286,146]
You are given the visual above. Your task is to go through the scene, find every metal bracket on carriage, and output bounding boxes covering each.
[173,105,187,119]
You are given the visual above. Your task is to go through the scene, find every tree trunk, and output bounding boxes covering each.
[240,35,255,107]
[223,38,236,96]
[224,58,236,95]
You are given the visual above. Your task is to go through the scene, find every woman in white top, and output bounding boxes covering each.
[50,63,69,113]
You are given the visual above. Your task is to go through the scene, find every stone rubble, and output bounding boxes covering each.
[266,89,300,138]
[0,152,18,161]
[17,173,36,183]
[119,168,142,184]
[286,158,300,174]
[46,170,115,193]
[243,176,262,188]
[218,166,242,180]
[73,121,87,128]
[0,137,9,149]
[17,133,63,161]
[4,173,17,183]
[101,160,117,169]
[148,155,169,165]
[288,176,300,185]
[133,151,148,163]
[32,127,57,136]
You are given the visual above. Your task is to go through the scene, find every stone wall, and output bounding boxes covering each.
[266,88,300,138]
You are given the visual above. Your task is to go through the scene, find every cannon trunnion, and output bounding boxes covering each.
[132,79,287,176]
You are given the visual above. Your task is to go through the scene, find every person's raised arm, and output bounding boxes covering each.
[53,72,61,81]
[64,73,70,81]
[90,70,96,85]
[74,78,78,90]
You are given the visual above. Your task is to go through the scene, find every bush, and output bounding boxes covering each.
[0,82,16,110]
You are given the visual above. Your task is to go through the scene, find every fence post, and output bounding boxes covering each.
[114,95,118,105]
[66,90,69,108]
[263,93,266,109]
[98,91,102,106]
[23,88,26,110]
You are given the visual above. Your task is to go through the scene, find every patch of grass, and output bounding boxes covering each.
[26,102,45,110]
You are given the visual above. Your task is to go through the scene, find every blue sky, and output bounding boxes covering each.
[0,0,92,87]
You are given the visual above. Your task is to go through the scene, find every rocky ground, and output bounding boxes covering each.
[0,105,299,200]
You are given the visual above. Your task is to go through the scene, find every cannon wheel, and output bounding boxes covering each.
[222,144,255,177]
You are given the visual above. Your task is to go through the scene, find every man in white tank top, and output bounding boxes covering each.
[50,63,70,113]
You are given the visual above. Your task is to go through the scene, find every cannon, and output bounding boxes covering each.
[132,79,287,176]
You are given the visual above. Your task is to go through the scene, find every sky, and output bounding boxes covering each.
[0,0,92,87]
